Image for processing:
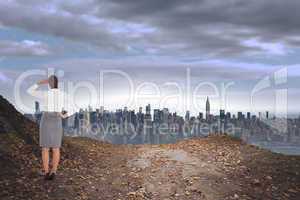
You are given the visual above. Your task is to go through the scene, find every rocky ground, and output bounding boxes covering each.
[0,95,300,200]
[1,133,300,200]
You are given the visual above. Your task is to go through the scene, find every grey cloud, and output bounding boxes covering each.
[43,58,271,83]
[1,0,300,57]
[0,1,126,53]
[99,0,300,55]
[0,40,50,56]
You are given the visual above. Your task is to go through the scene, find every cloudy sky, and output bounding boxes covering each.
[0,0,299,116]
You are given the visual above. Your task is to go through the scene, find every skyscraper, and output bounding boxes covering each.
[247,112,251,120]
[100,106,104,113]
[198,112,203,120]
[153,109,160,122]
[34,101,41,123]
[238,112,243,120]
[35,101,40,114]
[259,112,262,120]
[206,97,210,120]
[226,112,231,119]
[220,110,225,121]
[266,111,269,119]
[146,104,151,115]
[185,111,190,121]
[220,109,225,134]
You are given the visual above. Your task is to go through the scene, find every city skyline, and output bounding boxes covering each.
[32,98,291,120]
[26,97,299,147]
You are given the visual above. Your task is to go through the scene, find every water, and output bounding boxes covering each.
[250,141,300,156]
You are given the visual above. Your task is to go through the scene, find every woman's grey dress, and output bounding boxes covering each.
[39,112,63,148]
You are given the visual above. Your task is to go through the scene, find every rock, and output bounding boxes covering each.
[127,192,136,196]
[288,188,297,193]
[266,176,272,180]
[233,194,239,199]
[252,179,261,186]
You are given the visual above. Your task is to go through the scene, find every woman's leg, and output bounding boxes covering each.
[42,148,50,173]
[51,148,60,173]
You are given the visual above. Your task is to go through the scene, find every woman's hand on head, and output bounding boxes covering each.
[37,79,49,85]
[61,110,68,118]
[62,110,67,115]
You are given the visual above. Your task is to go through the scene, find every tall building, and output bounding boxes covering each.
[198,112,203,120]
[206,97,210,120]
[266,111,269,119]
[237,112,243,120]
[137,107,144,124]
[144,104,152,143]
[100,106,104,113]
[35,101,40,114]
[153,109,160,123]
[185,111,190,121]
[220,110,225,121]
[146,104,151,115]
[162,108,169,123]
[259,112,262,120]
[34,101,41,123]
[247,112,251,120]
[88,105,93,112]
[220,109,225,134]
[226,112,231,119]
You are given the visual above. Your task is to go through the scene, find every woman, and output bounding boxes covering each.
[27,75,73,180]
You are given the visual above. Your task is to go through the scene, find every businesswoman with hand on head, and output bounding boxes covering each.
[27,75,74,180]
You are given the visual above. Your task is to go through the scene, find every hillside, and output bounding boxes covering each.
[0,95,300,200]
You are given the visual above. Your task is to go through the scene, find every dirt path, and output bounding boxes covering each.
[128,146,239,200]
[2,135,300,200]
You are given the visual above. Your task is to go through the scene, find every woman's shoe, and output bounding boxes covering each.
[44,172,50,180]
[48,172,56,180]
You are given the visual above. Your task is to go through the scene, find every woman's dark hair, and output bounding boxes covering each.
[49,75,58,89]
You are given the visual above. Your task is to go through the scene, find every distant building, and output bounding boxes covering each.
[100,106,104,113]
[259,112,262,120]
[185,111,190,121]
[247,112,251,120]
[162,108,169,123]
[153,109,161,123]
[220,110,225,120]
[34,101,41,123]
[146,104,151,116]
[198,112,203,120]
[226,112,231,119]
[219,110,225,134]
[35,101,40,114]
[206,97,210,120]
[238,112,243,120]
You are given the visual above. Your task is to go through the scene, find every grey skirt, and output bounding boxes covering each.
[39,112,63,148]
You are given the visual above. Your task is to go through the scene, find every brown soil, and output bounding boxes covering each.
[1,134,299,200]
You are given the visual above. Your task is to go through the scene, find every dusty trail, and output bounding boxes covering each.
[1,135,300,200]
[129,146,239,200]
